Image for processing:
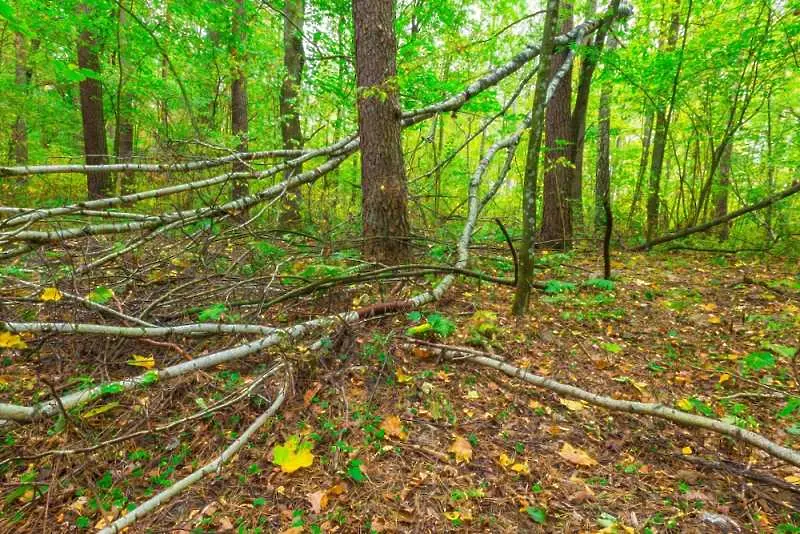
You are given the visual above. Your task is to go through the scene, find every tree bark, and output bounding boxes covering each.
[569,0,619,233]
[627,112,653,228]
[230,0,249,205]
[11,32,31,178]
[353,0,410,264]
[713,141,732,241]
[279,0,305,225]
[539,6,574,250]
[78,3,113,199]
[645,5,681,241]
[512,0,560,316]
[594,48,612,231]
[115,4,135,195]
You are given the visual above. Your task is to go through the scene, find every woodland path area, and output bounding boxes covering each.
[0,0,799,532]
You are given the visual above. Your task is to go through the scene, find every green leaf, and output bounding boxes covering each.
[347,458,366,482]
[87,286,114,304]
[198,303,227,321]
[428,313,456,338]
[778,397,800,419]
[601,342,622,354]
[526,506,547,524]
[544,280,577,294]
[742,351,776,373]
[81,401,120,419]
[688,397,715,417]
[76,516,91,529]
[584,278,615,291]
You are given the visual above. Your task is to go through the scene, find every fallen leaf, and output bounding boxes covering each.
[127,354,156,369]
[676,398,694,411]
[718,373,731,384]
[511,462,530,474]
[380,415,408,440]
[40,287,63,302]
[272,435,315,473]
[682,446,693,455]
[395,369,413,383]
[708,315,722,324]
[558,442,597,467]
[307,490,328,514]
[449,435,473,464]
[303,382,322,407]
[559,398,585,411]
[0,332,27,349]
[498,453,514,468]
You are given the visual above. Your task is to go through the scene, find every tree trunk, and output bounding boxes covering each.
[230,0,249,206]
[115,5,135,195]
[78,3,113,199]
[569,0,619,234]
[353,0,409,264]
[11,32,31,178]
[594,52,612,231]
[539,6,574,250]
[279,0,305,225]
[713,141,732,241]
[645,6,681,241]
[512,0,560,316]
[627,112,653,228]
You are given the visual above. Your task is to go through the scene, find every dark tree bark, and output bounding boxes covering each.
[78,3,113,199]
[646,3,683,241]
[594,57,612,231]
[539,6,574,250]
[569,0,619,233]
[279,0,305,225]
[353,0,410,264]
[11,32,31,176]
[115,5,135,195]
[713,141,732,241]
[512,0,560,316]
[231,0,249,204]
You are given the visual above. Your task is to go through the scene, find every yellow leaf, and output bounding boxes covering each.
[449,435,473,464]
[40,287,63,302]
[700,303,718,311]
[676,398,694,411]
[708,315,722,324]
[498,453,514,468]
[511,462,530,474]
[558,442,597,467]
[127,354,156,369]
[559,398,585,411]
[444,511,462,521]
[81,402,120,419]
[0,332,27,349]
[465,390,480,400]
[681,446,693,455]
[380,415,408,440]
[272,435,315,473]
[784,475,800,485]
[719,373,731,384]
[395,369,413,383]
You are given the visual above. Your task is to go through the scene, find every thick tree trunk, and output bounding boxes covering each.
[78,4,113,199]
[594,61,612,231]
[569,0,619,233]
[279,0,305,225]
[230,0,249,206]
[512,0,560,316]
[645,7,681,241]
[539,7,574,250]
[353,0,410,264]
[713,141,732,241]
[11,32,30,176]
[115,6,135,195]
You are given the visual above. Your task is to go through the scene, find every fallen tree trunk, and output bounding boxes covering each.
[633,180,800,251]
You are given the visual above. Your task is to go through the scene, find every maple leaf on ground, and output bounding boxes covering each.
[380,415,408,440]
[559,398,585,411]
[449,435,473,464]
[0,332,27,349]
[558,442,598,467]
[127,354,156,369]
[40,287,63,302]
[272,435,314,473]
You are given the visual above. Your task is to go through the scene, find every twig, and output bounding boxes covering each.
[674,454,800,496]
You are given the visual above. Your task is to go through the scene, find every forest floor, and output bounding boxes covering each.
[2,247,800,533]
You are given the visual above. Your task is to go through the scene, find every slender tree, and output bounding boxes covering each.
[230,0,249,204]
[594,41,614,231]
[279,0,306,224]
[353,0,409,264]
[77,2,113,199]
[11,32,31,178]
[115,4,135,195]
[713,140,732,241]
[512,0,560,316]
